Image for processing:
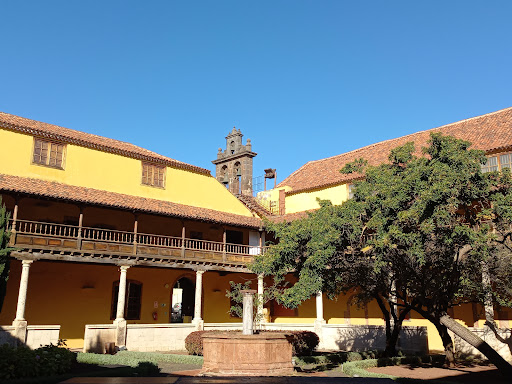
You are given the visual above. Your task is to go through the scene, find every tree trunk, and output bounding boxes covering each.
[385,321,401,356]
[440,314,512,376]
[433,321,455,366]
[375,294,400,357]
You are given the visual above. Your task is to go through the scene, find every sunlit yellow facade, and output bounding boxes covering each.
[0,128,252,216]
[1,110,510,355]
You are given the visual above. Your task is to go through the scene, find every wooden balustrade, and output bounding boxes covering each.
[10,219,266,260]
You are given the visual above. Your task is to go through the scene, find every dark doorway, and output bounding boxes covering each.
[226,230,243,244]
[170,277,195,323]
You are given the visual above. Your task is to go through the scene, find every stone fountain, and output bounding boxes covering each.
[201,289,294,376]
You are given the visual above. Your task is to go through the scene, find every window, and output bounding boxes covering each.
[111,280,142,320]
[33,139,65,169]
[481,152,512,173]
[500,153,511,170]
[142,163,166,188]
[348,184,355,199]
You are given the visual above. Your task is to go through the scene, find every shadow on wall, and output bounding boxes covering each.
[334,325,428,354]
[87,333,107,354]
[0,325,22,347]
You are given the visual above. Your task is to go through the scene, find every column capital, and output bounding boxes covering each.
[119,265,131,272]
[196,270,205,275]
[21,260,34,267]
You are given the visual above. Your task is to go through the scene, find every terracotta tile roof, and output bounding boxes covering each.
[268,210,311,223]
[236,194,273,218]
[0,174,262,229]
[279,107,512,194]
[0,112,210,175]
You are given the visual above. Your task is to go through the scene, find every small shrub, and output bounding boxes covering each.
[35,343,76,376]
[288,331,319,356]
[133,361,161,376]
[185,331,206,355]
[346,351,363,362]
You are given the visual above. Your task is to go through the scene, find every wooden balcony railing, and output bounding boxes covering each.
[9,220,265,264]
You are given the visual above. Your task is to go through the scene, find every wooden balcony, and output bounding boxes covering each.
[9,220,265,272]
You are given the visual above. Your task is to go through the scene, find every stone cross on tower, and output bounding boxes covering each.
[212,127,257,196]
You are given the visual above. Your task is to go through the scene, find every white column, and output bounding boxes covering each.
[242,289,256,335]
[257,274,265,323]
[315,291,324,322]
[115,266,130,322]
[13,260,33,322]
[314,291,326,348]
[193,270,205,329]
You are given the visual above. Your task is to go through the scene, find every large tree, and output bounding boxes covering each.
[253,134,512,375]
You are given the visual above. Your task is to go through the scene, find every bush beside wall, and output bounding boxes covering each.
[0,343,76,380]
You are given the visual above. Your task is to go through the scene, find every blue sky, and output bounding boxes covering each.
[1,1,511,185]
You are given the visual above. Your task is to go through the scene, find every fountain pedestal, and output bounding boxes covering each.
[202,332,293,375]
[201,289,293,376]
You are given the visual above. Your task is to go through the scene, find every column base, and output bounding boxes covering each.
[12,319,28,345]
[192,318,204,330]
[314,319,326,349]
[114,319,127,348]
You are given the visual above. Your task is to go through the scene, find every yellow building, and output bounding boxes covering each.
[1,108,511,356]
[0,112,267,350]
[258,106,512,354]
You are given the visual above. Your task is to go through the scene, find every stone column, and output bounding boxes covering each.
[222,228,227,261]
[181,221,186,257]
[193,270,205,330]
[114,265,130,348]
[9,200,19,246]
[132,214,138,255]
[257,275,265,324]
[242,289,256,335]
[13,259,33,344]
[77,207,84,249]
[314,291,326,347]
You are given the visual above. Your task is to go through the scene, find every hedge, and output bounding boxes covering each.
[294,350,381,367]
[185,330,319,356]
[77,350,203,367]
[0,343,76,381]
[342,355,448,379]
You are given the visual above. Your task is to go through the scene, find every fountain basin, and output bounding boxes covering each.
[201,332,294,376]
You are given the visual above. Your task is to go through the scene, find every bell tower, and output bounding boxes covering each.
[212,127,257,196]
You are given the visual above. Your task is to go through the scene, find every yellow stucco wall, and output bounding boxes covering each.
[0,128,253,217]
[0,260,250,349]
[279,184,349,214]
[1,259,509,351]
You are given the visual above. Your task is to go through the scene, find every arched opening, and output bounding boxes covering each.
[234,161,242,194]
[221,165,229,189]
[170,277,195,323]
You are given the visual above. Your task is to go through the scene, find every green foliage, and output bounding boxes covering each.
[184,330,207,355]
[340,158,368,174]
[254,133,512,365]
[77,350,203,366]
[0,197,15,312]
[132,361,161,376]
[342,355,449,378]
[0,343,76,380]
[184,330,318,356]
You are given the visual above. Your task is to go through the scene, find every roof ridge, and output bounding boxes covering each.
[0,111,208,174]
[278,106,512,188]
[307,106,512,165]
